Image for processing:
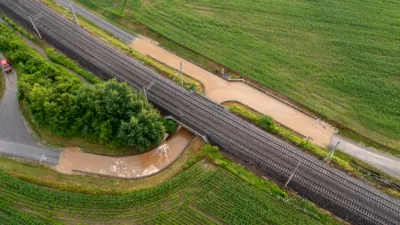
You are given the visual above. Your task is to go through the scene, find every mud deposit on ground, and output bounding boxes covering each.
[130,37,336,147]
[56,128,193,178]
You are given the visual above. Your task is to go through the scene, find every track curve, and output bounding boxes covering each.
[0,1,399,224]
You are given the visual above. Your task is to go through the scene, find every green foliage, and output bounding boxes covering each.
[0,23,164,152]
[162,118,178,134]
[117,109,165,151]
[0,163,341,224]
[79,0,400,150]
[258,115,277,132]
[45,48,101,84]
[1,15,35,41]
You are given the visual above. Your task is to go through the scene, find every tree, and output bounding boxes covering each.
[118,110,165,152]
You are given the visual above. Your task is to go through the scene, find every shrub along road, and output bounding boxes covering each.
[54,1,400,179]
[0,53,59,164]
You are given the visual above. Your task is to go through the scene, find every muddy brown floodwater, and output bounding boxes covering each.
[130,36,336,147]
[56,128,193,178]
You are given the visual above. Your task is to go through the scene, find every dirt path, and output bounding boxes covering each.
[131,37,336,147]
[56,128,193,178]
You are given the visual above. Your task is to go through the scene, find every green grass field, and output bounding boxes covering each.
[0,161,341,224]
[76,0,400,151]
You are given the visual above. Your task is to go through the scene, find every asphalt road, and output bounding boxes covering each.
[55,0,134,43]
[0,140,59,164]
[0,53,59,164]
[0,56,37,146]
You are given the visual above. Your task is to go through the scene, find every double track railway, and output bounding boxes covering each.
[1,0,399,224]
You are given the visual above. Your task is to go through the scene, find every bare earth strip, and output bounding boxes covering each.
[56,128,193,178]
[131,37,336,147]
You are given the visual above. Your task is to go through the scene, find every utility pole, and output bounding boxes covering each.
[69,0,80,26]
[29,17,42,39]
[285,161,300,187]
[143,81,155,102]
[325,141,341,163]
[143,86,148,102]
[180,62,183,87]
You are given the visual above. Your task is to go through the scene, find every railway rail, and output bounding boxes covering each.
[0,0,399,224]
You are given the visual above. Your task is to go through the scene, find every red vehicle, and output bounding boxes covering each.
[1,59,12,73]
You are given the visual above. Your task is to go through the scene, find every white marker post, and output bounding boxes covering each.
[69,0,80,26]
[285,161,300,187]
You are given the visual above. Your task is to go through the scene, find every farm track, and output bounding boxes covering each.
[0,0,399,224]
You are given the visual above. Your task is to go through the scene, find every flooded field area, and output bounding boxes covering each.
[56,128,193,178]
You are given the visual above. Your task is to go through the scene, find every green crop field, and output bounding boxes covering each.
[0,162,340,224]
[76,0,400,151]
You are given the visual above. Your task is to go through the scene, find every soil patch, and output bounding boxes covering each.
[130,37,336,147]
[56,128,193,178]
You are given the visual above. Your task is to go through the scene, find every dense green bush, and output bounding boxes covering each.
[162,118,178,134]
[0,23,164,152]
[257,115,277,132]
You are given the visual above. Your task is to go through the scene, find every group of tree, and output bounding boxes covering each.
[0,23,166,152]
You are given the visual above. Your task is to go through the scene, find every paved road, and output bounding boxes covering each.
[0,55,37,146]
[0,53,60,164]
[332,135,400,179]
[0,140,59,164]
[55,0,134,43]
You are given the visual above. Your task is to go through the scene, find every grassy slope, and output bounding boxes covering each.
[0,144,343,225]
[77,0,400,151]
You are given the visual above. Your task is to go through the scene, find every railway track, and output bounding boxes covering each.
[1,0,399,224]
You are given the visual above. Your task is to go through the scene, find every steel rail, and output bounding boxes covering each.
[19,2,400,213]
[1,0,399,224]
